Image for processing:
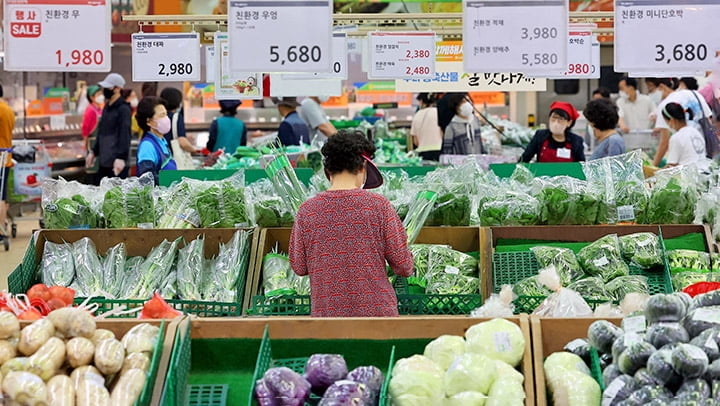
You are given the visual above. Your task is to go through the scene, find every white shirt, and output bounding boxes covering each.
[298,98,329,142]
[655,90,713,132]
[410,107,442,152]
[667,125,706,166]
[617,94,656,130]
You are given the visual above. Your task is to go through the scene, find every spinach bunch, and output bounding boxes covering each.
[44,195,99,229]
[644,177,696,224]
[480,191,540,226]
[102,185,155,228]
[426,192,471,226]
[577,234,630,282]
[196,181,249,228]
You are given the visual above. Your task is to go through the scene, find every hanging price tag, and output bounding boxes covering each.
[368,32,436,79]
[227,0,332,73]
[3,0,111,72]
[615,0,720,73]
[205,45,216,83]
[215,33,262,100]
[132,33,201,82]
[282,33,348,80]
[546,29,599,79]
[463,0,568,73]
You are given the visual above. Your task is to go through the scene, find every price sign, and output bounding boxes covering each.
[369,32,436,79]
[282,33,348,80]
[463,0,568,73]
[545,29,599,79]
[215,33,262,100]
[227,0,332,73]
[3,0,111,72]
[132,33,201,82]
[205,45,216,83]
[615,0,720,73]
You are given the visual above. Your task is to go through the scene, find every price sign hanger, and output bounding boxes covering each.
[615,0,720,73]
[368,31,436,79]
[281,33,348,80]
[3,0,111,72]
[132,31,201,82]
[228,0,333,73]
[463,0,568,73]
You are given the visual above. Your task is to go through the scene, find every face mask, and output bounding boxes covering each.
[459,102,473,117]
[619,91,629,99]
[129,98,139,108]
[549,121,566,135]
[103,88,115,100]
[317,96,330,103]
[95,95,105,105]
[153,116,171,134]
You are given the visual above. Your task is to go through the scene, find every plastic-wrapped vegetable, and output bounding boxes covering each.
[530,246,584,285]
[101,174,155,228]
[645,323,690,349]
[619,232,663,269]
[3,371,48,405]
[645,293,688,324]
[605,275,650,301]
[618,341,656,375]
[66,337,95,368]
[485,376,525,406]
[47,375,74,406]
[40,241,75,287]
[408,244,435,288]
[426,245,477,276]
[318,380,370,405]
[102,242,125,298]
[533,266,593,317]
[644,166,698,224]
[176,235,205,301]
[127,238,181,299]
[537,176,601,225]
[425,273,479,295]
[27,337,66,381]
[567,277,612,302]
[576,234,630,281]
[479,191,540,226]
[424,246,479,294]
[73,238,104,297]
[195,178,250,228]
[155,179,201,229]
[673,272,710,291]
[544,352,600,406]
[564,338,591,364]
[602,375,637,405]
[262,250,295,297]
[110,368,146,406]
[444,353,497,396]
[668,249,711,272]
[18,319,55,356]
[206,229,252,302]
[77,379,110,406]
[512,275,553,297]
[94,338,125,376]
[41,178,100,229]
[672,344,709,378]
[389,356,444,406]
[403,190,437,245]
[304,354,348,396]
[685,306,720,338]
[346,366,383,402]
[119,256,144,299]
[265,152,308,215]
[588,320,623,354]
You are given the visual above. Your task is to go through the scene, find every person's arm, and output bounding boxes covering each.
[116,105,132,162]
[653,129,670,166]
[520,131,541,163]
[665,136,680,166]
[382,201,414,277]
[619,117,630,134]
[410,115,420,147]
[80,108,95,138]
[175,116,195,152]
[288,213,308,276]
[317,121,337,137]
[178,137,195,153]
[207,120,218,151]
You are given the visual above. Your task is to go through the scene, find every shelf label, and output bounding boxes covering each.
[369,32,436,79]
[132,33,201,82]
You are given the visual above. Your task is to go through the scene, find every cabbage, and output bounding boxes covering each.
[390,355,444,406]
[465,319,525,367]
[485,376,525,406]
[545,366,600,406]
[257,367,311,406]
[444,353,497,396]
[304,354,348,396]
[391,355,443,378]
[346,366,383,402]
[543,352,591,376]
[443,391,487,406]
[423,335,466,371]
[318,380,371,406]
[493,360,524,384]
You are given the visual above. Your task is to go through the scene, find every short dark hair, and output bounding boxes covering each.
[662,102,693,122]
[160,87,183,111]
[651,78,678,90]
[592,87,611,98]
[445,93,469,114]
[679,77,699,91]
[136,96,164,133]
[0,84,3,98]
[141,82,158,98]
[416,93,438,105]
[321,129,376,176]
[120,88,134,100]
[584,99,619,131]
[621,77,638,89]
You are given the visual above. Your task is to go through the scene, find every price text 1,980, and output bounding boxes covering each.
[269,45,321,65]
[521,53,558,67]
[655,44,707,64]
[520,27,558,41]
[55,49,104,67]
[158,63,193,77]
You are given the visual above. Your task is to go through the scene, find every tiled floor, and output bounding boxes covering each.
[0,210,39,291]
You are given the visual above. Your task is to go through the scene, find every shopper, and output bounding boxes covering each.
[678,77,699,91]
[442,93,485,155]
[651,78,713,166]
[591,87,611,100]
[410,93,442,161]
[207,100,247,153]
[661,102,707,167]
[0,84,14,237]
[299,96,337,143]
[646,78,664,105]
[159,87,195,154]
[584,98,625,160]
[86,73,132,183]
[81,85,103,153]
[520,101,585,163]
[289,129,413,317]
[617,77,657,133]
[122,89,141,138]
[276,97,310,146]
[436,92,464,132]
[135,97,177,185]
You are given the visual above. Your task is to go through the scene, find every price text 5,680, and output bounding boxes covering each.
[55,49,104,67]
[269,45,321,65]
[158,63,193,77]
[521,53,558,67]
[655,44,707,64]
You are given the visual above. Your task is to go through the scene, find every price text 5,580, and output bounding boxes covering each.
[521,53,558,67]
[55,49,104,67]
[269,45,321,65]
[655,44,707,64]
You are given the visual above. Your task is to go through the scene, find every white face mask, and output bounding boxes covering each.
[549,121,567,135]
[459,102,473,118]
[317,96,330,103]
[95,94,105,104]
[619,90,629,99]
[129,98,139,108]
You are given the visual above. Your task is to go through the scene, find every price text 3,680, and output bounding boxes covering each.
[55,49,104,67]
[269,45,321,65]
[521,53,558,67]
[655,44,707,64]
[158,63,193,77]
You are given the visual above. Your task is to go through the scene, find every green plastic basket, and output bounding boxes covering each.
[188,385,229,406]
[161,321,191,406]
[248,295,311,315]
[8,235,36,294]
[79,298,242,318]
[136,320,166,406]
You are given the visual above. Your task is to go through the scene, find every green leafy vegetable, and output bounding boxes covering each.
[567,277,612,301]
[44,195,99,229]
[644,177,696,224]
[40,241,75,287]
[619,232,663,269]
[604,275,649,301]
[668,250,711,273]
[102,243,126,298]
[206,229,252,302]
[72,237,103,297]
[576,234,630,281]
[671,272,709,291]
[253,198,294,227]
[127,238,181,299]
[480,191,540,226]
[262,252,296,297]
[195,181,250,228]
[176,235,205,301]
[102,185,155,228]
[539,177,601,225]
[426,192,471,226]
[403,191,437,245]
[513,275,553,297]
[530,246,584,285]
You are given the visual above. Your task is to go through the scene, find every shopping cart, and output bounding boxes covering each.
[0,148,11,251]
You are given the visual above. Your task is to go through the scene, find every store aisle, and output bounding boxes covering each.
[0,213,37,291]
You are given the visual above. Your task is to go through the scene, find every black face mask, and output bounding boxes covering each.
[103,88,115,101]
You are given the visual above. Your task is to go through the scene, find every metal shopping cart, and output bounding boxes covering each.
[0,148,11,251]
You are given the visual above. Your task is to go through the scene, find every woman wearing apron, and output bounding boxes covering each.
[135,97,177,185]
[520,101,586,163]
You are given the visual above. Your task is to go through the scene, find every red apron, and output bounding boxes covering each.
[539,138,574,163]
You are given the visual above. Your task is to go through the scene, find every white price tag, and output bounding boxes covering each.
[617,205,636,222]
[228,0,332,73]
[463,0,568,73]
[215,33,262,100]
[282,33,348,80]
[3,0,111,72]
[132,33,201,82]
[369,32,436,79]
[546,30,599,79]
[615,0,720,73]
[205,45,216,83]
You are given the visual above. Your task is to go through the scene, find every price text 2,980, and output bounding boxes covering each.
[158,63,193,76]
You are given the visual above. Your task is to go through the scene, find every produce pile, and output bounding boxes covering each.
[549,290,720,405]
[389,318,526,405]
[0,309,160,406]
[407,245,480,295]
[38,230,252,302]
[255,354,385,405]
[512,233,665,305]
[667,250,720,291]
[260,250,309,298]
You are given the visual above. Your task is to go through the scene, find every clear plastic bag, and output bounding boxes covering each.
[176,235,205,301]
[41,178,100,229]
[576,234,630,281]
[248,180,295,227]
[668,249,711,272]
[530,246,584,285]
[605,275,650,301]
[424,246,479,294]
[119,257,144,299]
[567,277,612,302]
[693,187,720,225]
[509,163,534,186]
[207,229,252,302]
[643,166,699,224]
[156,179,201,229]
[262,251,295,297]
[264,152,308,214]
[619,232,663,269]
[402,190,437,245]
[128,238,181,299]
[533,266,593,317]
[41,241,75,287]
[100,173,156,228]
[537,176,601,225]
[512,275,553,297]
[470,285,515,317]
[194,173,250,228]
[480,191,540,226]
[72,238,103,297]
[102,243,126,298]
[407,244,445,288]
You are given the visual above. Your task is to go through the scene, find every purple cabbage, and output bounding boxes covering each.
[318,380,371,406]
[255,367,311,406]
[347,366,384,402]
[304,354,348,395]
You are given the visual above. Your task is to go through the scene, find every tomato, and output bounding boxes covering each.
[49,286,75,306]
[18,309,42,321]
[46,298,67,311]
[27,284,51,302]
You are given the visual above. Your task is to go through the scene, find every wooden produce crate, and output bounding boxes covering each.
[530,316,621,406]
[176,316,534,406]
[8,228,258,317]
[247,226,484,316]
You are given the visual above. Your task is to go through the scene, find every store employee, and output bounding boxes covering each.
[135,97,177,185]
[520,101,586,163]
